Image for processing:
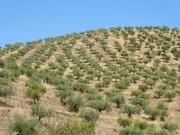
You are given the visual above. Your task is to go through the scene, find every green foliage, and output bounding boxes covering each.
[102,76,112,86]
[131,97,148,109]
[162,121,179,132]
[0,77,15,97]
[129,58,138,68]
[0,69,13,79]
[80,108,100,122]
[145,79,155,88]
[138,83,149,92]
[86,93,102,101]
[117,117,132,127]
[131,90,150,100]
[159,65,169,72]
[89,99,111,112]
[156,102,169,121]
[133,120,149,130]
[65,96,84,112]
[58,90,73,104]
[31,103,53,121]
[154,89,165,98]
[0,85,15,97]
[9,115,40,135]
[114,80,129,90]
[144,106,159,120]
[49,120,95,135]
[131,75,140,83]
[121,104,141,118]
[119,126,143,135]
[26,82,46,103]
[164,91,176,102]
[162,54,171,62]
[0,59,5,68]
[95,82,104,91]
[73,82,88,93]
[110,94,125,108]
[1,26,180,135]
[146,129,170,135]
[72,67,83,79]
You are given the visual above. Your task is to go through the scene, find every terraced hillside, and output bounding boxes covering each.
[0,26,180,135]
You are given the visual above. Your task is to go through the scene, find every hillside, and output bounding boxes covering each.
[0,26,180,135]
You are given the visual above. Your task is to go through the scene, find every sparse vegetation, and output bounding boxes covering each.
[0,26,179,135]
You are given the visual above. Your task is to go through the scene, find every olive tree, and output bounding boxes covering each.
[164,91,176,102]
[80,108,100,122]
[31,103,53,121]
[144,106,159,120]
[26,82,46,104]
[9,115,40,135]
[121,104,141,118]
[65,96,84,112]
[117,117,132,127]
[156,102,169,121]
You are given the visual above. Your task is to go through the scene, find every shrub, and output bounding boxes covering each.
[0,59,5,68]
[9,115,40,135]
[0,69,12,79]
[87,93,102,101]
[131,75,140,83]
[164,91,176,102]
[117,117,132,127]
[131,97,148,109]
[145,79,155,88]
[131,90,142,98]
[119,126,143,135]
[80,108,100,122]
[0,84,15,97]
[121,104,141,118]
[31,103,53,121]
[144,106,159,120]
[73,68,83,79]
[154,89,164,98]
[102,76,112,86]
[162,54,171,62]
[49,120,95,135]
[114,80,129,90]
[129,58,138,68]
[159,65,169,72]
[0,77,15,97]
[133,120,149,130]
[139,83,149,92]
[89,99,111,112]
[58,90,73,104]
[26,82,46,104]
[157,84,167,90]
[146,129,170,135]
[95,82,104,91]
[162,121,179,132]
[56,83,73,91]
[73,82,88,93]
[65,96,84,112]
[156,102,169,121]
[110,94,125,108]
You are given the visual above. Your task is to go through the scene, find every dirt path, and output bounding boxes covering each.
[95,109,120,135]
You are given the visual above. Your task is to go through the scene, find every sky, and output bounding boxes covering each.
[0,0,180,47]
